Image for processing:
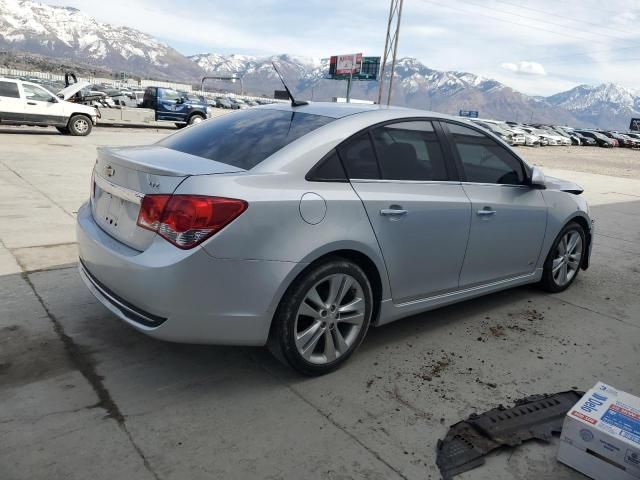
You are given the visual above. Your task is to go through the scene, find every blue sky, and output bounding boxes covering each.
[43,0,640,96]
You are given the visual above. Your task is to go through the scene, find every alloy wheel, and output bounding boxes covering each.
[294,273,366,365]
[552,231,583,287]
[74,118,89,134]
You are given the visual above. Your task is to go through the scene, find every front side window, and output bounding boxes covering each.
[159,108,334,170]
[23,84,55,102]
[159,89,181,101]
[371,121,448,181]
[445,122,525,185]
[0,81,20,98]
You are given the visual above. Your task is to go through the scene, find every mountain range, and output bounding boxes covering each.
[1,0,638,130]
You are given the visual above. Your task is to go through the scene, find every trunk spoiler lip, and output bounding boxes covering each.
[97,145,246,177]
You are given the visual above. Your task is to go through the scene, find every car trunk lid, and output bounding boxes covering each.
[91,145,244,251]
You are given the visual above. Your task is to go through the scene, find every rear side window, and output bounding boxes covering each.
[307,150,347,182]
[371,121,448,181]
[337,132,379,179]
[159,109,334,170]
[0,81,19,98]
[445,122,525,185]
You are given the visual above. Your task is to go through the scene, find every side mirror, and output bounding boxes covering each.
[176,97,184,104]
[530,166,546,189]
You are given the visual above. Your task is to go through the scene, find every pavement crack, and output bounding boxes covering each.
[21,272,162,480]
[544,293,639,330]
[22,272,124,422]
[243,350,409,480]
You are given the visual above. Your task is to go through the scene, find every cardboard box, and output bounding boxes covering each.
[558,382,640,479]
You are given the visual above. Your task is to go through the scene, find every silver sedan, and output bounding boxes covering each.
[77,103,593,375]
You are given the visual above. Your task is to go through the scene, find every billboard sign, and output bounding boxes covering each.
[333,53,363,75]
[630,118,640,132]
[459,110,479,118]
[329,56,380,80]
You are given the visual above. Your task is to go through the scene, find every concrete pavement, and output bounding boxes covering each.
[1,127,639,480]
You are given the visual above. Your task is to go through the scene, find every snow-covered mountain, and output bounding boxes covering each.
[0,1,635,129]
[0,0,203,80]
[547,83,640,129]
[190,53,583,127]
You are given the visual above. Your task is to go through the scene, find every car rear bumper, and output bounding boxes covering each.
[76,201,300,345]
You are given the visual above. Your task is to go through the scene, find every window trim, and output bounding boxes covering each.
[438,119,533,187]
[305,117,459,184]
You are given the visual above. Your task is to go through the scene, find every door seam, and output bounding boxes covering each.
[457,184,474,288]
[347,181,394,302]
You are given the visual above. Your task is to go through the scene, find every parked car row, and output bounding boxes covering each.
[208,95,276,110]
[467,117,640,149]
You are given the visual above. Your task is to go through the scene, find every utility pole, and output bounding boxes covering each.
[346,70,353,103]
[377,0,404,105]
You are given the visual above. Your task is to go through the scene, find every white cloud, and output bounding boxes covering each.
[501,61,547,76]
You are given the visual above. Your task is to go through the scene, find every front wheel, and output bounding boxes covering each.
[67,115,92,136]
[269,258,373,376]
[188,114,205,126]
[539,222,585,293]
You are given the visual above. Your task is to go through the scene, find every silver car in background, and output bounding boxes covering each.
[77,103,593,375]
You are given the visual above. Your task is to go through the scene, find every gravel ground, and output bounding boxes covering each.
[515,145,640,179]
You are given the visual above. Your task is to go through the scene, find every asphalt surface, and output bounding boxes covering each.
[1,126,639,480]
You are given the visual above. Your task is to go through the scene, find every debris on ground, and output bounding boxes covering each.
[436,390,583,479]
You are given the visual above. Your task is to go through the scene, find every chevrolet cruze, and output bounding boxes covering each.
[77,103,593,375]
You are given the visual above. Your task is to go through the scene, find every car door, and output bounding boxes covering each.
[441,121,547,288]
[0,80,24,123]
[156,89,188,122]
[341,120,471,304]
[22,83,66,125]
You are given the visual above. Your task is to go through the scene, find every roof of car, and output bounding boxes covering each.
[257,101,435,119]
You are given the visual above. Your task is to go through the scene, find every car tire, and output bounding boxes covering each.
[269,257,374,376]
[188,114,205,126]
[56,126,70,135]
[539,221,586,293]
[67,115,92,136]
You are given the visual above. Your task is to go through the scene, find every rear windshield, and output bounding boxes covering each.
[158,108,334,170]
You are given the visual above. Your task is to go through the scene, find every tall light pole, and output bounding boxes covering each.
[377,0,404,106]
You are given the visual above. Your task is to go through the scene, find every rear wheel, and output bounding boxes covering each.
[269,258,373,376]
[539,222,585,293]
[67,115,92,136]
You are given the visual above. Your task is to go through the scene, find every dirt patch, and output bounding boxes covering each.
[0,324,73,388]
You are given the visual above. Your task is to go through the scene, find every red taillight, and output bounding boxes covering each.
[137,195,247,249]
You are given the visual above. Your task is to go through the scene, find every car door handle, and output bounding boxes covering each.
[380,208,408,217]
[27,101,37,105]
[477,209,497,216]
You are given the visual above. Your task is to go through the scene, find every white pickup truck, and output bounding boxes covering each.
[0,78,98,136]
